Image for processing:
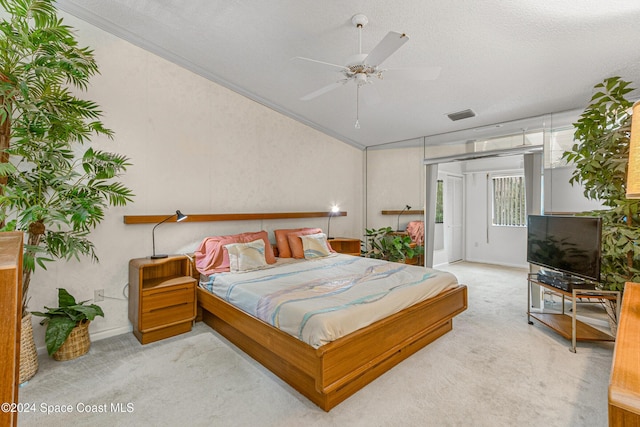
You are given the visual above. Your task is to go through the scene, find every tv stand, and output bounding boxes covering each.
[527,273,620,352]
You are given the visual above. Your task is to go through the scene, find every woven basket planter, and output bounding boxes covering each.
[19,313,39,383]
[53,320,91,361]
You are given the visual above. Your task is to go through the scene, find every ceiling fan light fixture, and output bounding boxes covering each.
[355,73,368,85]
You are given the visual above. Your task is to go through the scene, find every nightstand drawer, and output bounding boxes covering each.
[142,281,194,311]
[141,300,194,331]
[141,281,195,331]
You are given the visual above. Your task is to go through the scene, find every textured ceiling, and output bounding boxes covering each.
[55,0,640,149]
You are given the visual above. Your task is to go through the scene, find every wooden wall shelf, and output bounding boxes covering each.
[381,210,424,215]
[124,211,347,225]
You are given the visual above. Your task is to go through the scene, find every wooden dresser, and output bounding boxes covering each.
[128,256,197,344]
[609,282,640,426]
[0,232,23,427]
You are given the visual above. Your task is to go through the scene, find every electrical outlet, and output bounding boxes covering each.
[94,289,104,302]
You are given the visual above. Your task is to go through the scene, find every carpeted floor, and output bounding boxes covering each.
[17,262,614,426]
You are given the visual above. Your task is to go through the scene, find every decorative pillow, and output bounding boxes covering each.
[406,221,424,245]
[238,232,276,264]
[274,228,323,258]
[300,233,331,259]
[194,230,275,274]
[225,239,268,272]
[287,228,325,259]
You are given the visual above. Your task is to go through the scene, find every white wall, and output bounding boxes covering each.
[26,14,363,348]
[544,166,604,213]
[462,157,603,268]
[463,156,529,268]
[366,146,425,232]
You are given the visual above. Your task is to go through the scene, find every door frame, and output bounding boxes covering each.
[444,173,464,263]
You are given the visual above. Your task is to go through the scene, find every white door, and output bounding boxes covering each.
[446,175,463,262]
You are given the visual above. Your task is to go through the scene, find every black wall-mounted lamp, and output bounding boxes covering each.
[151,210,188,259]
[397,205,411,231]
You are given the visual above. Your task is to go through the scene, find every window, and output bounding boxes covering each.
[492,175,526,226]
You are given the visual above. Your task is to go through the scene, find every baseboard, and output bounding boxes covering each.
[463,258,528,270]
[433,261,451,268]
[91,325,132,341]
[35,325,133,354]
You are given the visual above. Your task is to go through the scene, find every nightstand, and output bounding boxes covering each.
[128,255,197,344]
[328,238,361,256]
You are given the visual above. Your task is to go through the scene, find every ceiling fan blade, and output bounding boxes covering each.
[300,80,348,101]
[292,56,349,71]
[383,67,442,80]
[363,31,409,67]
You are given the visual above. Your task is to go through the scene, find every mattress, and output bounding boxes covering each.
[199,254,458,348]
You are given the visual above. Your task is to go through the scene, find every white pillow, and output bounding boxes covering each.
[224,239,268,272]
[300,233,331,259]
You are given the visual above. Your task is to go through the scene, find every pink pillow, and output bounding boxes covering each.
[286,228,324,259]
[406,221,424,245]
[195,231,275,274]
[274,228,322,258]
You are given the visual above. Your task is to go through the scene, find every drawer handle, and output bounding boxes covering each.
[148,302,188,312]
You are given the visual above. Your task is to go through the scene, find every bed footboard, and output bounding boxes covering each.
[197,284,467,411]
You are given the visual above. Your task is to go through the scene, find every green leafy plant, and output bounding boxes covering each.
[562,76,640,294]
[363,226,424,263]
[32,288,104,356]
[0,0,134,316]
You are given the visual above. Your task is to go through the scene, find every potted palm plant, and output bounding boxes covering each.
[32,288,104,360]
[0,0,133,381]
[562,76,640,331]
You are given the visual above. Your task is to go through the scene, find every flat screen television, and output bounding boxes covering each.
[527,215,602,282]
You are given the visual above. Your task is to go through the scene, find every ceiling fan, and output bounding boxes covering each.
[294,14,441,129]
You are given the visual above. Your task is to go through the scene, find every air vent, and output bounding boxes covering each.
[447,109,476,121]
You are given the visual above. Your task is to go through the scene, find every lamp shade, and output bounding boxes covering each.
[176,210,187,222]
[627,101,640,199]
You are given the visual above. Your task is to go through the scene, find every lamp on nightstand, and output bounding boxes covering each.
[327,205,340,240]
[151,210,188,259]
[397,205,411,231]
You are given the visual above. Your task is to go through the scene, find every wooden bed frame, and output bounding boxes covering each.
[196,282,467,411]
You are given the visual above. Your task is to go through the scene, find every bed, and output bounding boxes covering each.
[194,229,467,411]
